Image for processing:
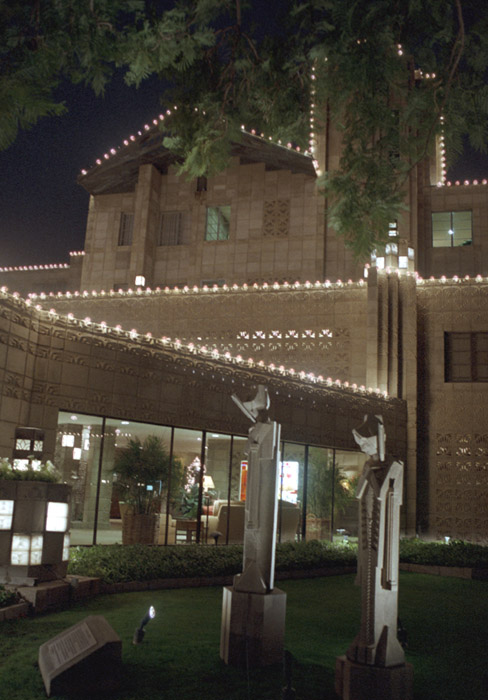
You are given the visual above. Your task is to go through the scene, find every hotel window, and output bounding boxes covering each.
[432,211,472,247]
[205,206,230,241]
[118,212,134,246]
[159,211,183,246]
[445,332,488,382]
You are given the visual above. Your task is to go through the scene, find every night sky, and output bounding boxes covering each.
[0,73,487,268]
[0,73,165,267]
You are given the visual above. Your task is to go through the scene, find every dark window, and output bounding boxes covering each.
[118,213,134,246]
[205,206,230,241]
[432,211,472,248]
[159,212,182,245]
[445,332,488,382]
[196,176,207,192]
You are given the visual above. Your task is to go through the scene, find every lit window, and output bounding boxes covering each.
[432,211,472,247]
[46,502,69,532]
[30,535,43,565]
[0,500,14,530]
[15,438,31,450]
[10,534,30,565]
[445,332,488,382]
[118,212,134,246]
[205,206,230,241]
[11,534,44,565]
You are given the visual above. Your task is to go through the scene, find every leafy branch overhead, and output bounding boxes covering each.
[2,1,488,257]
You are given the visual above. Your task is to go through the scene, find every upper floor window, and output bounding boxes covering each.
[445,332,488,382]
[118,212,134,246]
[205,206,230,241]
[432,211,472,248]
[159,211,184,246]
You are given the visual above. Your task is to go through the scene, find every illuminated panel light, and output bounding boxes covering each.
[11,534,30,565]
[46,502,69,532]
[376,257,385,270]
[72,447,82,460]
[0,500,14,529]
[61,434,75,447]
[399,256,408,269]
[30,534,43,564]
[62,533,70,561]
[135,275,146,287]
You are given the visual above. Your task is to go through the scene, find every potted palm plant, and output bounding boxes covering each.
[113,435,179,544]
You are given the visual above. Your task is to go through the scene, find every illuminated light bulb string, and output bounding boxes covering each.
[0,252,84,274]
[80,105,313,177]
[26,277,367,304]
[0,286,389,398]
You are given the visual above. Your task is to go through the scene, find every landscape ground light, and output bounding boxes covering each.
[133,605,156,644]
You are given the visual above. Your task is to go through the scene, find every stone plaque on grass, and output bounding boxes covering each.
[38,615,122,697]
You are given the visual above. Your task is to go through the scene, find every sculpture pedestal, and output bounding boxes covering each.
[220,586,286,667]
[335,655,413,700]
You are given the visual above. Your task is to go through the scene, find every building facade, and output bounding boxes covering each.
[0,114,487,543]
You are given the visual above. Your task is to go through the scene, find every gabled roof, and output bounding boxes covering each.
[77,124,316,195]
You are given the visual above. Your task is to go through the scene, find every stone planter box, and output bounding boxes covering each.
[0,481,71,586]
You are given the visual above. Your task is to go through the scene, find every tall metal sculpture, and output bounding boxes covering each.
[220,385,286,666]
[336,414,413,699]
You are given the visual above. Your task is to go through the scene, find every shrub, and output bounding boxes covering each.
[68,540,357,584]
[399,538,488,569]
[0,457,60,482]
[0,585,20,609]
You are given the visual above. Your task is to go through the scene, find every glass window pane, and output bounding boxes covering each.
[305,447,334,541]
[106,420,174,545]
[55,412,103,545]
[172,428,205,543]
[432,212,452,247]
[452,211,472,246]
[202,432,239,544]
[280,443,304,543]
[333,450,363,542]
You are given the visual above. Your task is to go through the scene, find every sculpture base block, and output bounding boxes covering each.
[220,586,286,667]
[335,655,413,700]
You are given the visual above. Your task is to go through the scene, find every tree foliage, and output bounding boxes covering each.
[2,0,488,257]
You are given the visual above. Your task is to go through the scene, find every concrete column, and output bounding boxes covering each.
[366,268,389,393]
[128,164,162,287]
[398,273,418,535]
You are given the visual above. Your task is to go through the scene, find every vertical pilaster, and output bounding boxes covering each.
[366,268,389,393]
[398,273,418,535]
[129,164,162,287]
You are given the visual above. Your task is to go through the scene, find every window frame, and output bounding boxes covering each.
[118,212,134,246]
[432,210,472,248]
[445,331,488,382]
[205,206,231,241]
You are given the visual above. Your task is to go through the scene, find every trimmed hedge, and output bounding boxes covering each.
[67,538,488,585]
[399,538,488,569]
[68,540,356,584]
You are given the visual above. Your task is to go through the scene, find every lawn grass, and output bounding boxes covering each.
[1,573,487,700]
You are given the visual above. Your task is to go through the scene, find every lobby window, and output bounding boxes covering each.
[445,332,488,382]
[432,211,472,247]
[205,206,230,241]
[118,212,134,246]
